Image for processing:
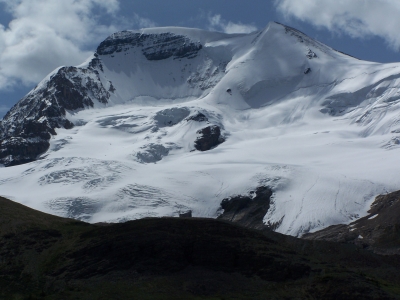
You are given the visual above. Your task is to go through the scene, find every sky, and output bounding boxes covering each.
[1,0,400,118]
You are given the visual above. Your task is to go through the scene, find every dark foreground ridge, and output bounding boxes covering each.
[1,196,400,299]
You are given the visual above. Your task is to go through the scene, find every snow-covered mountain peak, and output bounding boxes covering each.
[1,23,400,237]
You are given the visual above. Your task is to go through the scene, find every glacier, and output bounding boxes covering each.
[1,22,400,236]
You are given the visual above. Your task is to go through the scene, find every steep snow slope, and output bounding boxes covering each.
[1,22,400,236]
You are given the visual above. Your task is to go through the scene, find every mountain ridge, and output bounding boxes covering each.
[1,195,400,299]
[1,22,400,236]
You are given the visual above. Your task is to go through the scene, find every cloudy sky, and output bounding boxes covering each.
[1,0,400,117]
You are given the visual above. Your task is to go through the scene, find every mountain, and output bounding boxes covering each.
[1,22,400,236]
[2,195,400,299]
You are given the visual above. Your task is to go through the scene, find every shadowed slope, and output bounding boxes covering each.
[304,190,400,255]
[1,196,400,299]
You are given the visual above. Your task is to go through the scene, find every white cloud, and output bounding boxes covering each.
[275,0,400,50]
[208,14,257,34]
[132,13,157,29]
[0,0,155,91]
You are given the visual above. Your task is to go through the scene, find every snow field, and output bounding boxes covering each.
[1,22,400,236]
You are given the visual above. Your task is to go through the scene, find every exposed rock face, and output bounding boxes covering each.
[135,143,170,164]
[194,125,224,151]
[50,66,109,109]
[306,49,318,59]
[0,138,50,167]
[0,65,110,166]
[96,31,202,60]
[179,210,192,218]
[217,186,273,231]
[303,190,400,255]
[186,112,208,122]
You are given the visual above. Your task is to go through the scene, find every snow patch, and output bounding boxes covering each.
[368,214,378,220]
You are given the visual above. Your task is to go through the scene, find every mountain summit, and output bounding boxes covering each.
[1,22,400,236]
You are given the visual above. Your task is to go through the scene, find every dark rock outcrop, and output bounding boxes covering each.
[303,190,400,255]
[97,31,202,60]
[0,138,50,166]
[306,49,318,59]
[218,186,273,230]
[187,112,208,122]
[179,210,192,218]
[194,125,224,151]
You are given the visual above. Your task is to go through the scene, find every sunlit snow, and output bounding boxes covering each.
[1,22,400,236]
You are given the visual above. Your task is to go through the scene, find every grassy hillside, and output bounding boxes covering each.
[1,196,400,299]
